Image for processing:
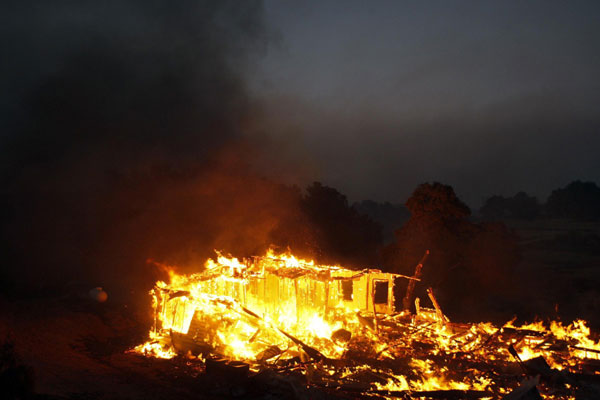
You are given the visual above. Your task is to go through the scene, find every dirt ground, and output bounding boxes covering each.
[0,296,221,400]
[0,295,331,400]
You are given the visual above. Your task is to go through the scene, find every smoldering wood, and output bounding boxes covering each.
[501,376,543,400]
[142,254,600,399]
[370,389,491,399]
[155,308,600,399]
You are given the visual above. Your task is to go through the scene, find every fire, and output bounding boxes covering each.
[136,249,394,361]
[134,331,177,359]
[132,249,600,398]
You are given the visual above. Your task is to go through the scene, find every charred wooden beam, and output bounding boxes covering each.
[508,344,528,374]
[500,327,547,338]
[402,250,429,312]
[277,328,327,362]
[501,376,543,400]
[571,345,600,354]
[237,303,328,363]
[426,287,449,326]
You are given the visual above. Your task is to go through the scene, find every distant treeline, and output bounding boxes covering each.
[353,200,409,243]
[480,180,600,221]
[278,181,522,320]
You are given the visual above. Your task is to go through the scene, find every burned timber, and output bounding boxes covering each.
[133,250,600,399]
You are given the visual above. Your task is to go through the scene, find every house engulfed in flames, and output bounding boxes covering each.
[143,250,412,360]
[135,250,600,398]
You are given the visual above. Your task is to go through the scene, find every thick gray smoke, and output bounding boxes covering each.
[0,1,300,298]
[1,0,267,169]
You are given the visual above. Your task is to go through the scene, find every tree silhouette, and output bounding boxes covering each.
[384,182,519,319]
[353,200,409,243]
[508,192,540,220]
[302,182,382,266]
[546,181,600,221]
[480,192,540,220]
[480,195,508,220]
[405,182,470,220]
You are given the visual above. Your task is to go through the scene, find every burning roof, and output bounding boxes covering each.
[133,250,600,399]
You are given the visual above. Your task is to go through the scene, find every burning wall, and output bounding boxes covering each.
[143,250,406,361]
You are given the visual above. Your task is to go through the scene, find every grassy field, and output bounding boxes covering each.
[502,218,600,328]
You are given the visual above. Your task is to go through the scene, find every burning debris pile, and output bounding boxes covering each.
[133,250,600,399]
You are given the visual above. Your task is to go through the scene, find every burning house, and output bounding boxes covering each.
[135,250,600,399]
[143,251,411,361]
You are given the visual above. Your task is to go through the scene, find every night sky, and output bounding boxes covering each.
[2,1,600,208]
[252,0,600,206]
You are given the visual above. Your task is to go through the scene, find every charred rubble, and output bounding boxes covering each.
[131,250,600,399]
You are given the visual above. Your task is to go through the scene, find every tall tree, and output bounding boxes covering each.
[384,182,519,319]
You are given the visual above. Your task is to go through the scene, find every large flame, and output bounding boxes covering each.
[132,249,600,397]
[136,249,381,360]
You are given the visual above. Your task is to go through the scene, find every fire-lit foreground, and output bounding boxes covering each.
[132,250,600,399]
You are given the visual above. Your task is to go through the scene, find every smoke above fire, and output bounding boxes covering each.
[0,1,306,296]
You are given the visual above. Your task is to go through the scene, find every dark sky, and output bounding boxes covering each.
[0,0,598,291]
[1,0,599,211]
[251,0,600,206]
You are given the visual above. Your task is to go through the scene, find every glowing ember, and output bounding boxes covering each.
[132,249,600,398]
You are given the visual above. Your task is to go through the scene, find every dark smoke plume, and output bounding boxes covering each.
[0,1,299,299]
